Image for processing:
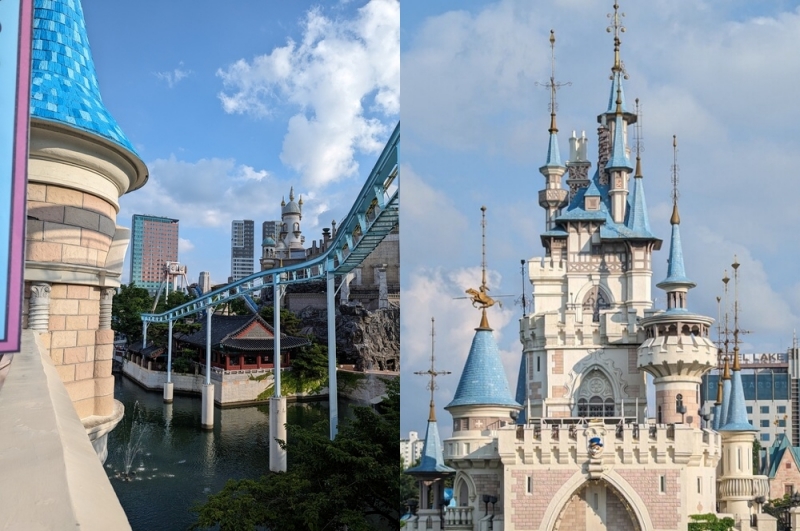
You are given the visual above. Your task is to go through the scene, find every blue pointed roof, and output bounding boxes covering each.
[514,352,527,425]
[712,403,722,431]
[719,374,732,431]
[31,0,137,154]
[542,131,563,168]
[446,328,520,409]
[624,165,654,237]
[605,72,630,115]
[720,365,756,432]
[657,209,696,291]
[405,418,455,477]
[606,113,632,171]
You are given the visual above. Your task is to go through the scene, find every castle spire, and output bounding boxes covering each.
[406,318,455,480]
[625,99,653,236]
[720,257,755,431]
[656,136,696,310]
[414,318,451,422]
[465,206,497,330]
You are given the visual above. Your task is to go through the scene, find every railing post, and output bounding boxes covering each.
[164,319,173,403]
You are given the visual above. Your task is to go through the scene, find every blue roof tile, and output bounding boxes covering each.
[514,352,527,425]
[657,219,696,290]
[606,113,632,171]
[446,329,520,409]
[625,172,653,236]
[720,369,756,432]
[31,0,137,154]
[543,131,563,168]
[405,418,455,476]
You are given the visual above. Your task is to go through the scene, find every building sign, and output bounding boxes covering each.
[738,352,788,365]
[0,0,32,353]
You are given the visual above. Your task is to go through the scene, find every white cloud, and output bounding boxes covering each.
[118,156,323,231]
[154,62,192,88]
[216,0,399,189]
[178,238,194,253]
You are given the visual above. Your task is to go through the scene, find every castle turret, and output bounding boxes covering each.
[717,259,768,519]
[405,318,455,528]
[637,138,716,428]
[537,31,568,231]
[25,0,148,460]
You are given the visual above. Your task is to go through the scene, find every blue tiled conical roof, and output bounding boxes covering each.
[31,0,137,154]
[405,418,455,477]
[543,131,563,168]
[720,362,756,432]
[624,163,654,237]
[446,328,520,409]
[514,352,527,425]
[606,113,632,171]
[657,211,696,290]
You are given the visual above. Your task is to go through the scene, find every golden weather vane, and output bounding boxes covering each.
[465,206,496,311]
[414,317,451,422]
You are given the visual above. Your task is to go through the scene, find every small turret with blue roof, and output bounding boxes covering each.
[537,31,569,231]
[446,207,521,434]
[405,318,454,526]
[637,137,716,428]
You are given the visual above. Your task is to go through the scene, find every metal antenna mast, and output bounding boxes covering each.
[414,317,451,421]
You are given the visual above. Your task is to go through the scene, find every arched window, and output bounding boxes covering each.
[578,398,588,417]
[582,286,610,323]
[604,398,614,416]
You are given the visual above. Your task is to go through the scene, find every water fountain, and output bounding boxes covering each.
[116,401,149,481]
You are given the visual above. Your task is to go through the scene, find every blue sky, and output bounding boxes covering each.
[400,1,800,439]
[81,0,399,286]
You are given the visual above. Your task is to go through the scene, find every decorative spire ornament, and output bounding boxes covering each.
[414,318,451,422]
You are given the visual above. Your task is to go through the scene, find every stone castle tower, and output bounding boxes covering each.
[24,0,148,460]
[406,4,771,530]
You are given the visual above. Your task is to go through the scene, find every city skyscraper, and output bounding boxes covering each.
[130,215,179,294]
[199,271,211,294]
[231,219,254,282]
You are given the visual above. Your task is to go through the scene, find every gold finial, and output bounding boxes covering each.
[615,85,623,115]
[298,195,303,207]
[715,375,723,405]
[289,187,294,201]
[536,30,571,134]
[607,2,627,77]
[722,356,730,380]
[465,206,496,328]
[414,317,451,422]
[281,196,286,207]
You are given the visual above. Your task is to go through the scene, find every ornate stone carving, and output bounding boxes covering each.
[28,282,51,331]
[99,287,115,329]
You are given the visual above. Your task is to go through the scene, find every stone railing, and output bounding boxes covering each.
[0,330,130,529]
[718,475,770,499]
[445,506,474,529]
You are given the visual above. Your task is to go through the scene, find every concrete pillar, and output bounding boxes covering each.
[27,283,51,331]
[273,281,281,396]
[327,270,338,440]
[201,383,214,430]
[377,265,388,309]
[269,396,287,472]
[163,382,174,404]
[164,319,173,403]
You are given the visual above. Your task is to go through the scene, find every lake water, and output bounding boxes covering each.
[107,375,333,531]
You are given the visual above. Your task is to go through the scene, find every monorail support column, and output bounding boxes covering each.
[201,304,214,430]
[327,269,338,440]
[164,319,174,403]
[270,278,287,472]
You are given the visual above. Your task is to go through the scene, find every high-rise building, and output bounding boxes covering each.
[231,219,254,282]
[199,271,211,294]
[262,220,280,244]
[130,215,179,295]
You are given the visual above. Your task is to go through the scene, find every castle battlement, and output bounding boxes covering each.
[497,421,721,469]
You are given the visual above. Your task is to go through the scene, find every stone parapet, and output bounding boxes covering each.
[0,330,130,530]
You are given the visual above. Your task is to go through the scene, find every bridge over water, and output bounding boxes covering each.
[138,122,399,471]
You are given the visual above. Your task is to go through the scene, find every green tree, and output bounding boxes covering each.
[290,343,328,381]
[111,283,152,343]
[192,378,402,530]
[259,306,303,337]
[753,439,762,473]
